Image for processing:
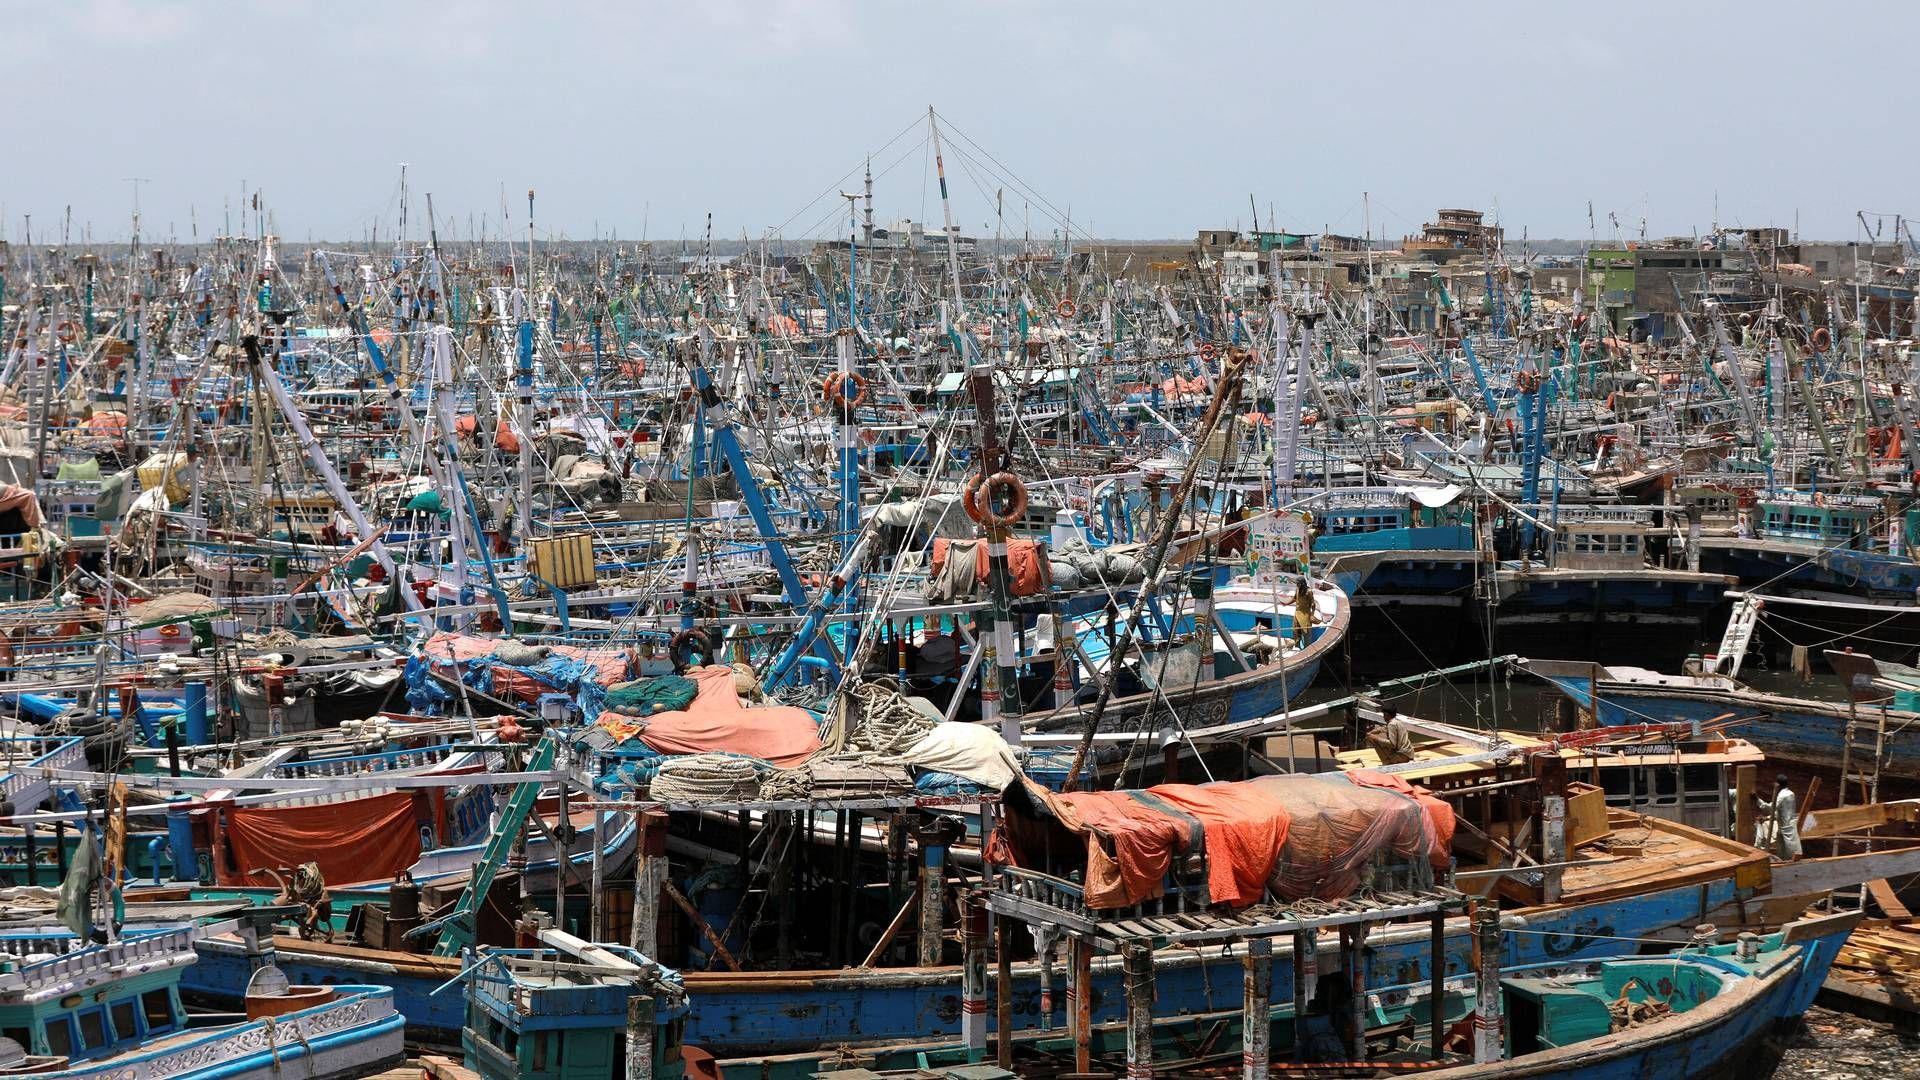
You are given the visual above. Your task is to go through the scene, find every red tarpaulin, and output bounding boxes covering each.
[217,790,422,887]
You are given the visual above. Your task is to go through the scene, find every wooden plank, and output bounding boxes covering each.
[1803,802,1891,839]
[1873,868,1920,910]
[1734,764,1755,847]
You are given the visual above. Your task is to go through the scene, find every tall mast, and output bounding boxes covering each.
[927,107,968,348]
[518,190,536,541]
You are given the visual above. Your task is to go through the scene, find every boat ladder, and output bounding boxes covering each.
[1709,595,1761,678]
[1832,696,1890,911]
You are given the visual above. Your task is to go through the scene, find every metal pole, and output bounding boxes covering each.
[968,364,1023,746]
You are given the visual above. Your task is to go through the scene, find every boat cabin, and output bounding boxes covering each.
[1671,477,1752,528]
[463,936,688,1080]
[0,929,190,1063]
[1310,488,1474,554]
[1757,492,1881,550]
[1551,508,1651,571]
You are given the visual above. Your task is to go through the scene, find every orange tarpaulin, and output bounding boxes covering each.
[1138,783,1291,908]
[605,665,821,768]
[1038,786,1192,909]
[930,538,1051,597]
[1007,779,1290,910]
[1006,772,1450,910]
[216,790,422,887]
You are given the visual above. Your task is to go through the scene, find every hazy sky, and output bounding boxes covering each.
[4,0,1916,246]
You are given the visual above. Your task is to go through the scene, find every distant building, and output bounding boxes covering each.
[1195,229,1240,250]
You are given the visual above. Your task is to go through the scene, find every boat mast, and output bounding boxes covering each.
[517,190,537,542]
[928,107,969,360]
[240,335,423,613]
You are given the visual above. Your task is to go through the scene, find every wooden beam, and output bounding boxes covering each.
[662,879,742,972]
[1734,764,1755,848]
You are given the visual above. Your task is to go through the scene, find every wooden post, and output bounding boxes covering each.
[1123,939,1155,1079]
[1072,933,1093,1075]
[624,992,655,1080]
[589,809,607,942]
[1242,938,1271,1080]
[1734,764,1756,847]
[1535,754,1568,904]
[630,811,668,959]
[1291,929,1311,1063]
[918,834,947,967]
[996,912,1015,1068]
[1038,930,1055,1032]
[1429,912,1448,1061]
[1472,906,1503,1064]
[1343,926,1367,1063]
[961,891,988,1061]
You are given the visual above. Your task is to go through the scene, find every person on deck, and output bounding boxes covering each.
[1755,774,1803,861]
[1292,576,1314,649]
[1365,706,1416,766]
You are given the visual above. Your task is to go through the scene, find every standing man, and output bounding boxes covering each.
[1755,774,1803,861]
[1292,575,1315,650]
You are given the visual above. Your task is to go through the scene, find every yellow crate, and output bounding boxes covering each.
[137,452,190,505]
[527,533,596,589]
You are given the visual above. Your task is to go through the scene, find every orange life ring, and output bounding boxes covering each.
[54,321,77,345]
[977,471,1029,528]
[1811,326,1832,353]
[823,371,867,407]
[1198,343,1217,361]
[1057,299,1077,319]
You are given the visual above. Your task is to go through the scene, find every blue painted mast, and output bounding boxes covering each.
[836,191,864,617]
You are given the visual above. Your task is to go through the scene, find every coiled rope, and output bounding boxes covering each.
[846,681,937,756]
[648,752,765,804]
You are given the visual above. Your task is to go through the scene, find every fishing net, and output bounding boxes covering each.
[605,675,700,716]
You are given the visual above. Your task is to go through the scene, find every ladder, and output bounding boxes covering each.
[1710,596,1761,678]
[431,732,559,956]
[1830,650,1889,912]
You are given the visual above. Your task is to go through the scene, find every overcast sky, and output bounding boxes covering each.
[4,0,1915,246]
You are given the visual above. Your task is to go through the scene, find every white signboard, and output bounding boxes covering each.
[1248,514,1311,581]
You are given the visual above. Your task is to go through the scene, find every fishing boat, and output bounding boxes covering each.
[0,924,403,1080]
